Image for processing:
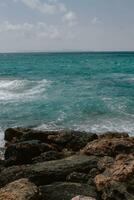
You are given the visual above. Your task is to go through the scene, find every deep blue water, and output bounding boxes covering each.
[0,52,134,146]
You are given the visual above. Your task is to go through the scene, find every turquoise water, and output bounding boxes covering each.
[0,52,134,145]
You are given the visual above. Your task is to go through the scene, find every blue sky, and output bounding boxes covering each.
[0,0,134,52]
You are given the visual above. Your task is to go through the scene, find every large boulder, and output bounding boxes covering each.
[94,154,134,200]
[0,155,99,187]
[0,178,40,200]
[83,134,134,157]
[39,182,97,200]
[5,128,97,151]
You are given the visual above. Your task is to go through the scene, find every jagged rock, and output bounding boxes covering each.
[0,178,40,200]
[83,134,134,157]
[66,172,89,183]
[0,155,99,187]
[4,140,56,166]
[71,196,96,200]
[94,153,134,200]
[39,182,97,200]
[5,128,97,151]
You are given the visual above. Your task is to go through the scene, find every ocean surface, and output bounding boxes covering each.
[0,52,134,146]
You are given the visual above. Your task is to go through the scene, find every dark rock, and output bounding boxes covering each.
[32,151,63,163]
[66,172,89,183]
[5,128,31,142]
[0,155,99,187]
[4,140,56,166]
[0,178,40,200]
[88,168,100,178]
[39,182,97,200]
[5,128,98,151]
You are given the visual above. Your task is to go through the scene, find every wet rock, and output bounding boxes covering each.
[71,196,96,200]
[39,182,97,200]
[83,135,134,157]
[94,153,134,200]
[32,151,63,163]
[4,140,56,166]
[0,155,99,187]
[66,172,89,183]
[5,128,98,151]
[0,178,40,200]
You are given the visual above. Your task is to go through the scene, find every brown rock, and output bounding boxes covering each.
[83,135,134,157]
[99,132,129,139]
[0,178,40,200]
[94,153,134,200]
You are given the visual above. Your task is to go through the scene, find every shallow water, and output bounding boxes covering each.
[0,52,134,146]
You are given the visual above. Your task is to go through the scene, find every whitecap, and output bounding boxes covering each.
[0,78,51,102]
[72,117,134,135]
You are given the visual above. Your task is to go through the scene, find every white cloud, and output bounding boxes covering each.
[14,0,67,14]
[62,11,77,27]
[91,17,102,25]
[0,21,76,41]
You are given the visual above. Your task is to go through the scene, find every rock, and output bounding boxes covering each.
[0,178,40,200]
[97,156,115,174]
[94,153,134,200]
[83,134,134,157]
[39,182,97,200]
[32,151,63,163]
[5,128,29,142]
[88,168,100,178]
[5,128,98,151]
[4,140,56,166]
[99,132,129,139]
[66,172,89,183]
[0,155,99,187]
[71,196,96,200]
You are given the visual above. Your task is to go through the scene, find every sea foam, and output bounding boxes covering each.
[0,78,51,102]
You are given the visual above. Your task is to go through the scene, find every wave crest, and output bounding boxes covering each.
[0,78,51,102]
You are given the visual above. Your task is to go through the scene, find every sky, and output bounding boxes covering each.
[0,0,134,52]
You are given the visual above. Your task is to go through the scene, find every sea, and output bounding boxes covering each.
[0,52,134,147]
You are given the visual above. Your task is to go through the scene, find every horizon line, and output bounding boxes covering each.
[1,50,134,54]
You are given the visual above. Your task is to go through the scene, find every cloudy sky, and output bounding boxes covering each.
[0,0,134,52]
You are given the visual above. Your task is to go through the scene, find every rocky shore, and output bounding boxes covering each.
[0,128,133,200]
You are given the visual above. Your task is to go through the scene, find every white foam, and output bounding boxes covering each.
[34,122,60,131]
[0,78,51,102]
[72,117,134,135]
[0,127,4,147]
[0,79,25,90]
